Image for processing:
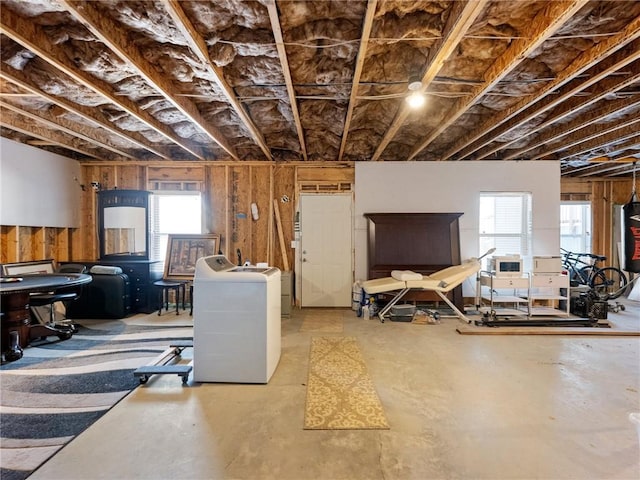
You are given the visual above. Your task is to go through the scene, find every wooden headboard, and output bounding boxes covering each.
[364,212,463,308]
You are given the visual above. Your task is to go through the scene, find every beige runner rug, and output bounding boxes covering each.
[304,336,389,430]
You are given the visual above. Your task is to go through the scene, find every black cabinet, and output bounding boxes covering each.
[64,260,162,314]
[107,260,163,314]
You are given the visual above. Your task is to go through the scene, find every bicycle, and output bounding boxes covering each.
[560,248,628,299]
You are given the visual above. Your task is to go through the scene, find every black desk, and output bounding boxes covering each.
[0,273,92,361]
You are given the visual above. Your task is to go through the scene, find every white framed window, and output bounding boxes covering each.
[150,191,202,261]
[560,202,591,253]
[479,192,532,262]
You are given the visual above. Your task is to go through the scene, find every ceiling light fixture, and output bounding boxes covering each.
[406,75,425,108]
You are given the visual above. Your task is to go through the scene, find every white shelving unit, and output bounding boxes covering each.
[479,271,530,318]
[527,273,570,317]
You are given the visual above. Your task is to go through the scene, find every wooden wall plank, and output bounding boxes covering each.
[0,226,19,263]
[206,165,228,255]
[42,227,55,259]
[251,165,271,265]
[82,165,100,260]
[18,226,33,260]
[116,165,145,189]
[229,165,251,265]
[296,166,354,183]
[148,166,205,182]
[56,228,70,262]
[273,166,295,271]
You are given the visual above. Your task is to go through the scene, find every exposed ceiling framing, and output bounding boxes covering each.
[0,0,639,177]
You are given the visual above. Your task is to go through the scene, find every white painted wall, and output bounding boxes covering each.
[354,161,561,295]
[0,137,82,227]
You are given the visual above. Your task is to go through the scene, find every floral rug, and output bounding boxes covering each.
[304,336,389,430]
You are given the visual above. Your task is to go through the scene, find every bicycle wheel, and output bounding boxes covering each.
[590,267,628,299]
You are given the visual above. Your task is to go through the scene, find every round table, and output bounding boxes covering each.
[0,273,92,361]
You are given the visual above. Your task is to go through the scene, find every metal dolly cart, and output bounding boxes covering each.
[133,340,193,385]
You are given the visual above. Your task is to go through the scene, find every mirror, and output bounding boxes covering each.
[98,190,151,260]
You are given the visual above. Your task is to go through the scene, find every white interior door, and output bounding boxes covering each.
[300,194,352,307]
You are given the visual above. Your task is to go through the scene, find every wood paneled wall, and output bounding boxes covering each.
[1,170,632,271]
[0,162,353,270]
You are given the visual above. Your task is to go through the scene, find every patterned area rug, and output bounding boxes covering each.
[0,319,192,480]
[304,336,389,430]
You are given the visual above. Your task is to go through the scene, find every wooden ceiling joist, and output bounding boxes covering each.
[585,155,639,163]
[0,108,106,159]
[0,99,136,160]
[503,72,640,160]
[0,64,170,160]
[0,7,205,161]
[561,150,640,177]
[161,0,272,161]
[444,17,640,162]
[371,0,489,161]
[550,126,640,161]
[406,0,590,162]
[266,0,308,162]
[59,0,238,160]
[533,114,640,160]
[337,0,377,162]
[1,1,638,178]
[576,156,640,177]
[472,46,640,161]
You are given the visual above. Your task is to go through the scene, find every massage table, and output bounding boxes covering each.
[361,259,482,323]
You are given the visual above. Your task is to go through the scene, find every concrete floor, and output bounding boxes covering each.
[30,301,640,480]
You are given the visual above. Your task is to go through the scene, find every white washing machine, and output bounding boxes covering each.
[193,255,281,383]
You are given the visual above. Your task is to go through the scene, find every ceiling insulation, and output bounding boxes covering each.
[0,0,639,177]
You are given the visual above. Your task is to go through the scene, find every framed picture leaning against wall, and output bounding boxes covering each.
[163,234,220,280]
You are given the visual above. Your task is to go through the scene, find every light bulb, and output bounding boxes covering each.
[406,90,425,108]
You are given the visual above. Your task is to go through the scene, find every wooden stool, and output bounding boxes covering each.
[153,280,186,315]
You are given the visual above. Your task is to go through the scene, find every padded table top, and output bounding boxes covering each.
[0,273,92,295]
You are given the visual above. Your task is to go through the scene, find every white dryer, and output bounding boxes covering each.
[193,255,281,383]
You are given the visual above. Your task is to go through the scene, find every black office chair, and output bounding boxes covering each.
[29,263,87,338]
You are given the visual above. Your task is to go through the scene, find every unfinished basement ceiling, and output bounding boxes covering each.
[1,0,639,178]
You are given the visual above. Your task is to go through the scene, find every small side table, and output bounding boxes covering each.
[153,280,186,315]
